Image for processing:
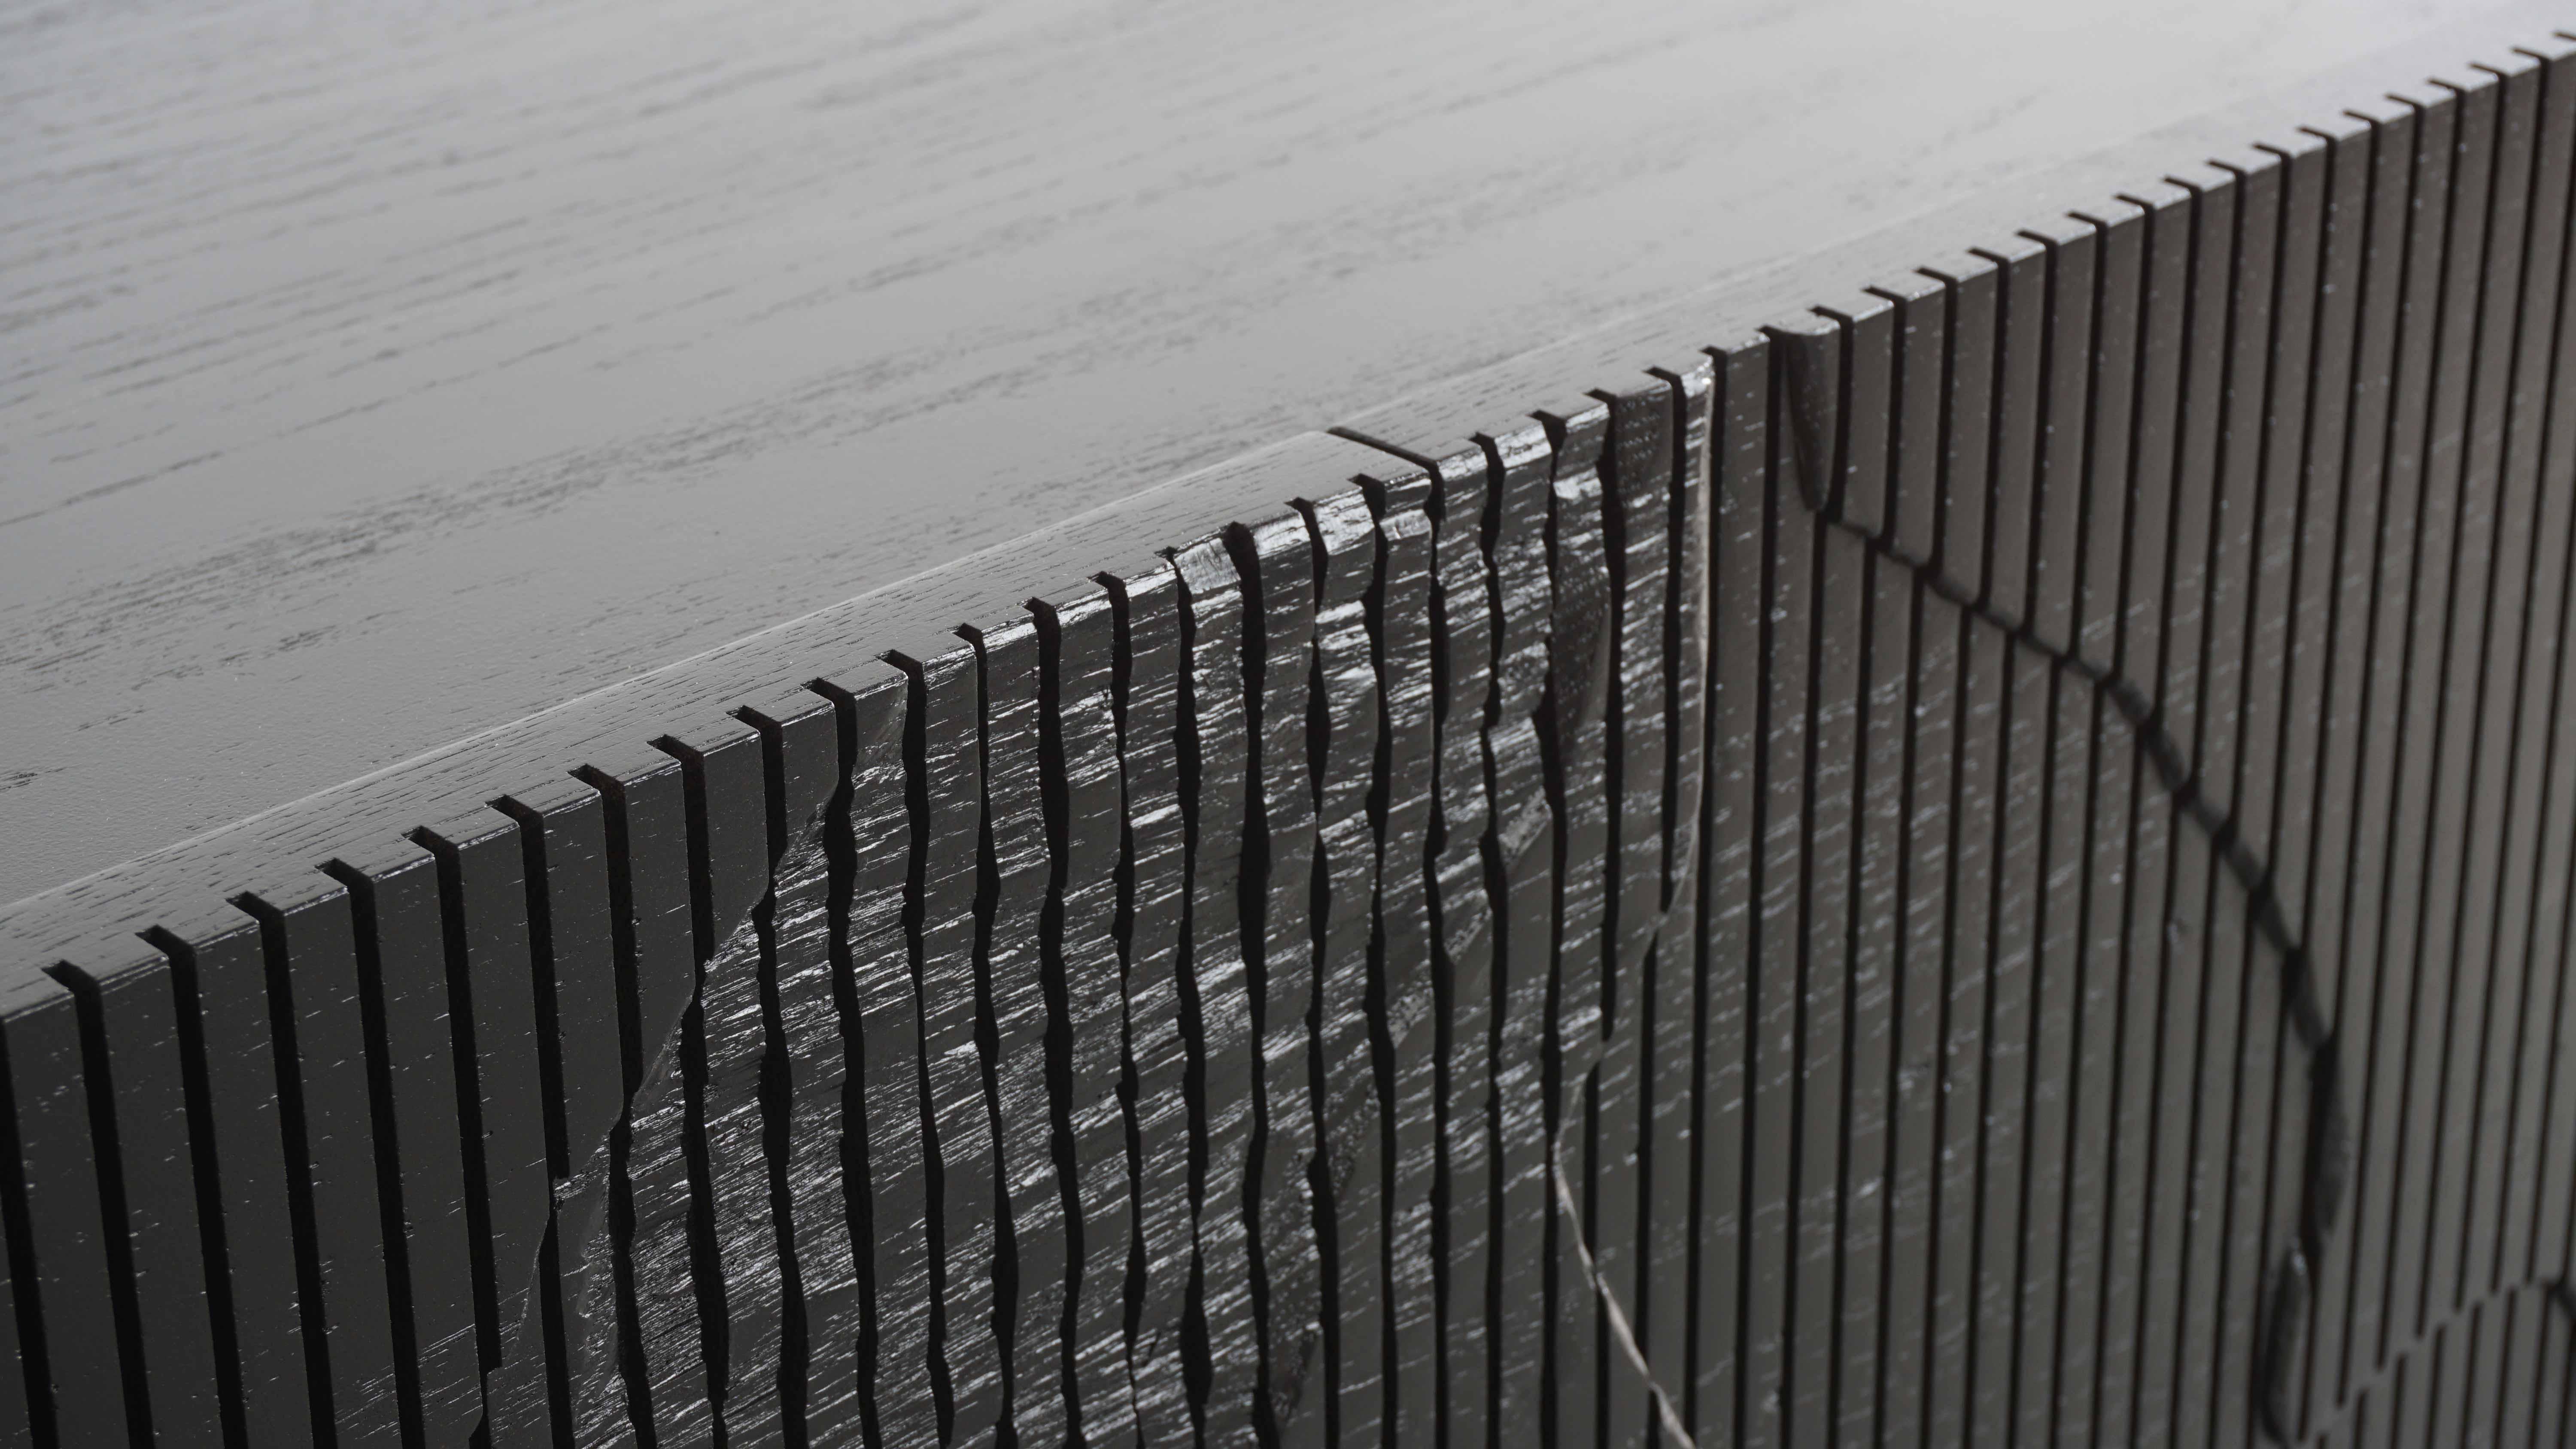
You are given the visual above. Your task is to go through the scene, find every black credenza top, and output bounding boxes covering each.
[0,0,2497,907]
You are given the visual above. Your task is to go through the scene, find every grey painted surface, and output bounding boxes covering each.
[0,0,2496,903]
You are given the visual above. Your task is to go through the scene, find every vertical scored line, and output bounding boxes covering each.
[148,927,253,1449]
[42,965,153,1444]
[0,1004,58,1445]
[236,892,345,1446]
[572,764,668,1449]
[492,799,583,1448]
[315,865,428,1449]
[644,740,737,1428]
[2330,94,2427,1409]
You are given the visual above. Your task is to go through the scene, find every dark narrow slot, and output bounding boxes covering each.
[2303,112,2395,1419]
[486,800,582,1448]
[1653,368,1697,895]
[1163,556,1223,1444]
[315,864,428,1449]
[1861,298,1918,1449]
[881,653,958,1444]
[2472,57,2567,1310]
[1430,928,1455,1449]
[234,892,345,1445]
[1472,433,1515,1449]
[2553,1287,2576,1431]
[1103,579,1154,1369]
[1292,496,1343,1449]
[1101,577,1155,1362]
[2239,132,2330,1437]
[1800,446,2352,1445]
[1634,931,1661,1411]
[1642,371,1698,1433]
[1735,398,1780,1449]
[575,770,651,1109]
[1770,210,2349,1449]
[759,930,807,1449]
[1874,565,1928,1449]
[2379,85,2479,1358]
[494,806,573,1179]
[1958,257,2015,1449]
[1959,243,2018,1438]
[2024,620,2075,1446]
[1310,1134,1340,1449]
[1219,519,1280,1448]
[639,740,738,1424]
[42,965,154,1445]
[2009,228,2070,1444]
[1822,318,1868,1443]
[1478,811,1509,1449]
[572,764,667,1449]
[1831,527,1876,1442]
[957,629,1021,1448]
[1919,268,1970,1443]
[2335,98,2435,1400]
[1595,450,1627,1109]
[1476,434,1513,746]
[1593,414,1634,1449]
[1030,600,1095,1449]
[535,1216,572,1448]
[2154,172,2236,1441]
[1587,417,1628,1449]
[2277,115,2373,1432]
[2195,147,2298,1441]
[0,1019,57,1445]
[2093,182,2166,1447]
[805,678,884,1449]
[146,927,252,1449]
[746,716,813,1449]
[2433,68,2546,1351]
[608,1118,658,1449]
[1577,1065,1597,1449]
[2509,54,2576,1314]
[1356,497,1405,1449]
[1531,421,1574,1449]
[2051,209,2116,1443]
[403,832,504,1387]
[1787,466,1829,1445]
[1108,582,1144,956]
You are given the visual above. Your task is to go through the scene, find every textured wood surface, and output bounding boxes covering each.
[0,0,2493,907]
[14,6,2576,1449]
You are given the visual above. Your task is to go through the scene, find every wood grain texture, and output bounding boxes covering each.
[1030,582,1139,1449]
[8,8,2576,1447]
[1097,561,1193,1449]
[0,0,2500,909]
[966,617,1069,1449]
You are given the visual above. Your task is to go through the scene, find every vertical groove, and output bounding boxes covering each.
[146,927,252,1449]
[574,764,670,1449]
[887,655,958,1443]
[0,1016,56,1446]
[747,721,811,1449]
[809,679,882,1449]
[633,744,735,1439]
[235,893,344,1447]
[21,28,2576,1449]
[489,801,584,1448]
[313,867,428,1449]
[41,966,153,1444]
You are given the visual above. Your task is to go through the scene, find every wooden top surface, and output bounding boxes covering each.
[0,0,2495,906]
